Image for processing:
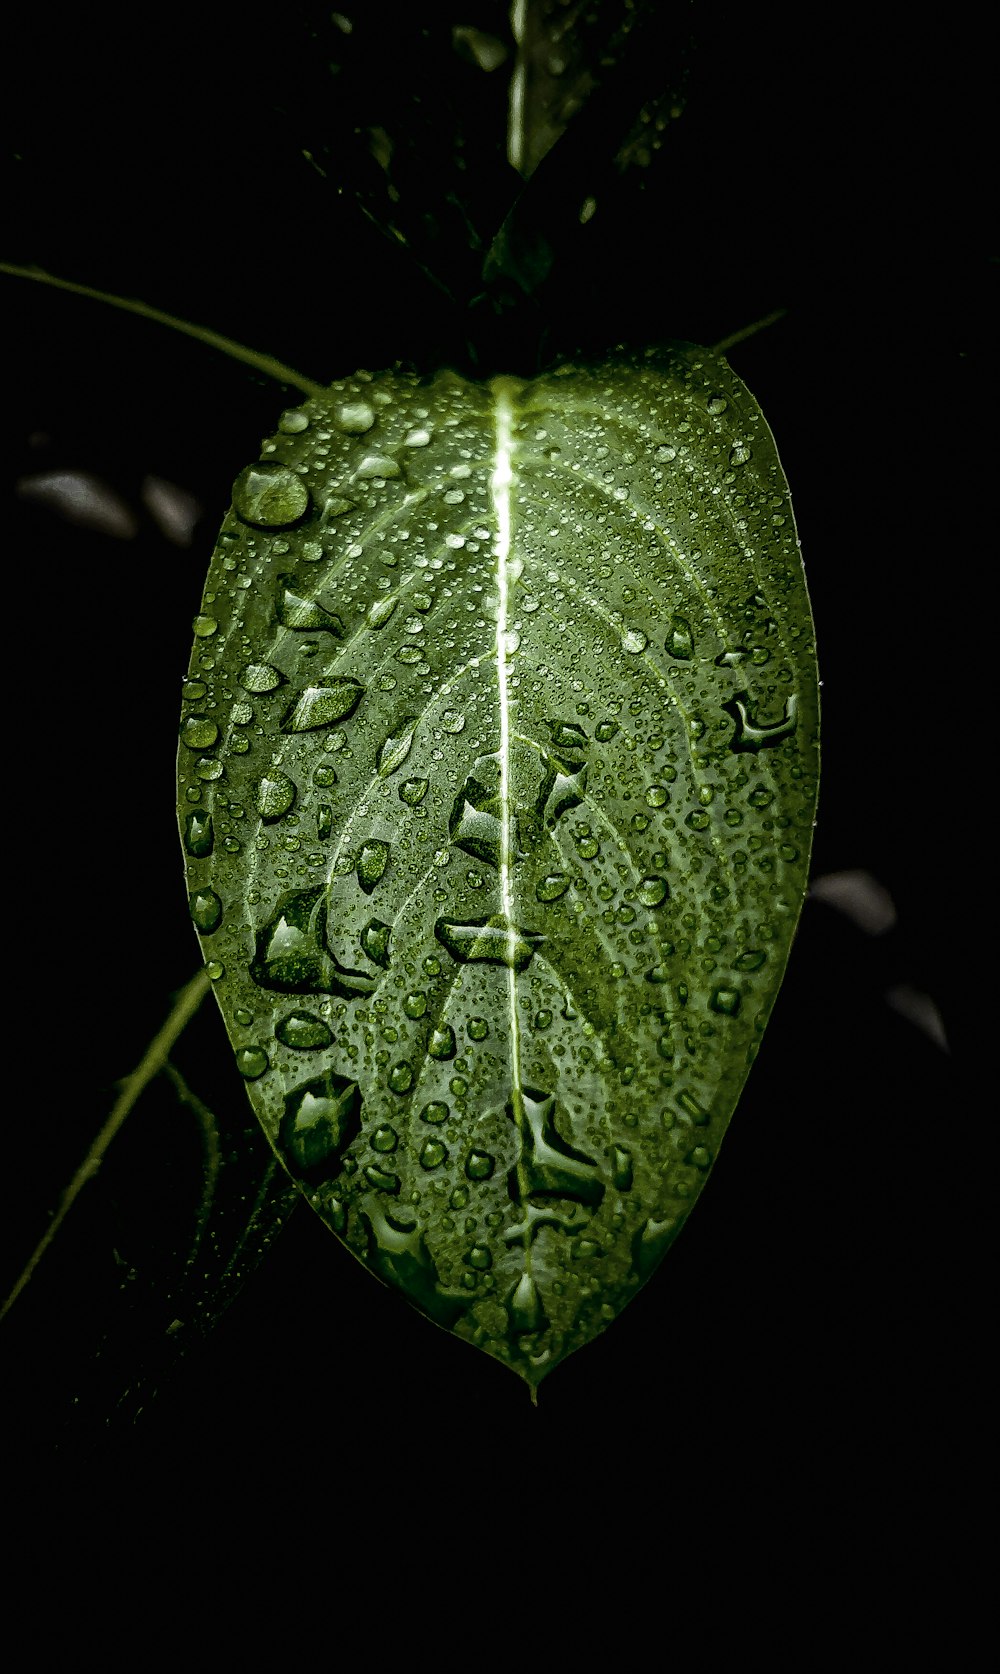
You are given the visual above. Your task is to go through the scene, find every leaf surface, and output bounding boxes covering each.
[177,349,818,1386]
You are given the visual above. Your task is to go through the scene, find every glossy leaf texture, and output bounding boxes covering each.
[177,349,819,1387]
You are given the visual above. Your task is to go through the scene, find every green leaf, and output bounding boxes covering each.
[177,348,819,1388]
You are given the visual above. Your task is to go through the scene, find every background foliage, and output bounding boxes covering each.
[1,0,978,1625]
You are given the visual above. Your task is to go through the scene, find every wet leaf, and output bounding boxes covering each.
[177,349,819,1387]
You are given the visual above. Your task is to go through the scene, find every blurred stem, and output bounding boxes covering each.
[0,262,328,397]
[1,969,211,1321]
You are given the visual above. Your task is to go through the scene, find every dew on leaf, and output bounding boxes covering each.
[233,463,310,528]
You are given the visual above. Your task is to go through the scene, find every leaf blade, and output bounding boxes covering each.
[178,349,818,1384]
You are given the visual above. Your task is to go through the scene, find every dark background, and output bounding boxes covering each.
[1,0,982,1637]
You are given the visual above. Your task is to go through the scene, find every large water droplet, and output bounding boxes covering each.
[536,873,570,903]
[357,840,390,894]
[179,715,219,750]
[233,463,310,528]
[637,875,669,907]
[377,720,415,777]
[276,584,343,636]
[183,810,214,858]
[399,777,428,806]
[465,1149,495,1181]
[236,1046,269,1079]
[276,1010,333,1050]
[278,408,310,434]
[508,1272,546,1333]
[666,615,693,659]
[281,679,364,732]
[239,663,283,694]
[334,399,375,433]
[428,1024,456,1060]
[281,1072,361,1176]
[257,772,297,821]
[435,916,542,971]
[188,888,222,934]
[359,918,391,968]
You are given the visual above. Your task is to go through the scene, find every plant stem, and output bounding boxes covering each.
[0,261,328,398]
[0,969,211,1321]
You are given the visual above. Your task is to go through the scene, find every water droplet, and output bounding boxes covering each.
[508,1272,546,1333]
[188,888,222,934]
[706,393,728,415]
[179,715,219,750]
[251,886,375,998]
[403,427,431,447]
[595,719,619,742]
[388,1060,413,1094]
[403,990,427,1019]
[278,408,310,434]
[534,1008,552,1030]
[677,1090,710,1124]
[729,442,753,466]
[435,916,542,971]
[317,803,333,841]
[465,1243,492,1270]
[276,584,343,635]
[181,679,207,700]
[686,810,710,830]
[281,679,364,732]
[360,918,391,967]
[276,1010,333,1050]
[239,663,283,694]
[192,614,218,638]
[373,1124,398,1153]
[357,839,390,894]
[257,772,297,821]
[236,1046,269,1079]
[735,948,766,972]
[281,1072,361,1176]
[691,1145,712,1169]
[183,810,214,858]
[419,1139,448,1169]
[666,615,693,659]
[465,1149,495,1181]
[610,1145,634,1191]
[468,1016,489,1041]
[355,453,401,480]
[377,720,415,777]
[364,1164,400,1193]
[399,777,428,806]
[233,462,310,528]
[710,986,741,1016]
[334,399,375,433]
[622,628,648,655]
[726,691,798,752]
[428,1024,456,1060]
[367,596,398,630]
[637,875,669,907]
[536,873,570,903]
[205,960,224,981]
[421,1100,449,1124]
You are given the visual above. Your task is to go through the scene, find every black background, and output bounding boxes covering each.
[1,0,982,1641]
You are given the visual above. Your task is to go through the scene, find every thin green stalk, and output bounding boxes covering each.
[1,969,211,1321]
[1,261,328,398]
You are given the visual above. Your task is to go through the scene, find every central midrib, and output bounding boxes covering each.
[490,376,529,1254]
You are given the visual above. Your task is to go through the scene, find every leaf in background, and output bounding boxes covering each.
[177,348,818,1388]
[488,0,694,303]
